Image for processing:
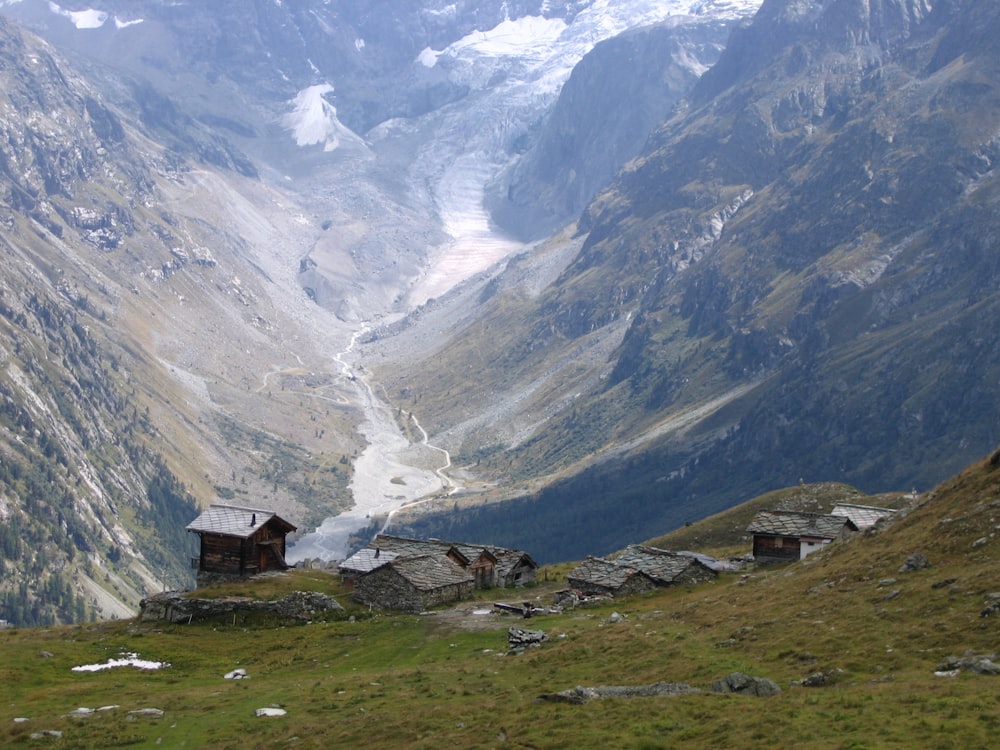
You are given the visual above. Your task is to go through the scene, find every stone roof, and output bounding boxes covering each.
[614,545,715,583]
[387,555,474,591]
[567,556,651,590]
[373,535,469,564]
[186,504,296,539]
[493,549,537,577]
[676,550,742,572]
[747,510,856,539]
[831,503,896,530]
[339,547,400,575]
[373,534,535,571]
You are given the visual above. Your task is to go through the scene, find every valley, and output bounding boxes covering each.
[2,0,1000,628]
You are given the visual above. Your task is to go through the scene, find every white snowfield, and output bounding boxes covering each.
[281,84,368,152]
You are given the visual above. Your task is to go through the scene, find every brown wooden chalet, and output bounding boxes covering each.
[187,504,296,582]
[747,509,858,564]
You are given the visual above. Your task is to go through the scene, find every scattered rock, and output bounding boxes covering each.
[29,730,62,739]
[801,669,844,687]
[710,672,782,697]
[507,627,548,652]
[877,578,897,588]
[883,589,901,601]
[935,655,1000,675]
[608,611,625,623]
[127,708,165,718]
[551,590,579,609]
[981,599,1000,618]
[899,553,931,573]
[13,718,29,724]
[931,578,958,589]
[539,682,699,704]
[224,669,248,680]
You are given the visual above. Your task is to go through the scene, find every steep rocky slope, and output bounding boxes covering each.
[0,15,358,623]
[371,0,1000,559]
[488,17,739,240]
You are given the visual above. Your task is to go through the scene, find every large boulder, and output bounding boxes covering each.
[710,672,782,697]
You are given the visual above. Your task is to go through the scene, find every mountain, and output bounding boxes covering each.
[0,0,763,609]
[0,12,363,624]
[367,0,1000,561]
[2,0,997,622]
[487,16,740,240]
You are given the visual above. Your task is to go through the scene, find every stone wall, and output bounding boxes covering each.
[140,591,343,623]
[353,566,473,612]
[675,563,717,587]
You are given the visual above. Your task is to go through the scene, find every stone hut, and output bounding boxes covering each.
[830,502,897,530]
[747,509,858,564]
[612,545,718,586]
[492,548,539,588]
[371,534,538,589]
[338,547,401,588]
[352,554,474,612]
[567,556,657,597]
[186,504,296,584]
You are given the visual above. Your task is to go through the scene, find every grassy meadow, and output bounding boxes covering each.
[3,452,1000,748]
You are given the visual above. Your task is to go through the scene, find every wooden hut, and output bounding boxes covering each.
[187,504,296,583]
[747,509,857,564]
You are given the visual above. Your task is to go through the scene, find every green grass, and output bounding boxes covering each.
[3,451,1000,748]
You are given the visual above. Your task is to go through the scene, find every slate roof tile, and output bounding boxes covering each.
[747,510,856,539]
[186,504,296,539]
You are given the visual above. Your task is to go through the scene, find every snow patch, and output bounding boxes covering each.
[114,16,143,29]
[48,2,107,29]
[417,15,567,68]
[281,84,365,152]
[72,653,170,672]
[46,2,143,30]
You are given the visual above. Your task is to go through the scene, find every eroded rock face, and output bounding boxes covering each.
[490,19,740,241]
